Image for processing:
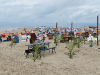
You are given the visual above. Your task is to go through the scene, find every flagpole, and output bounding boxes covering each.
[97,15,99,46]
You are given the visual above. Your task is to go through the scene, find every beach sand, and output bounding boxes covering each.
[0,28,100,75]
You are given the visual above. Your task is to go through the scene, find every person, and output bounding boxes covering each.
[42,35,45,42]
[0,35,2,42]
[26,37,28,42]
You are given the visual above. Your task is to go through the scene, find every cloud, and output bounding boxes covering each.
[0,0,99,27]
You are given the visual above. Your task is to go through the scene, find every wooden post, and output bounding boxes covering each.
[97,15,99,46]
[56,22,57,34]
[71,22,73,41]
[71,22,73,34]
[54,22,58,44]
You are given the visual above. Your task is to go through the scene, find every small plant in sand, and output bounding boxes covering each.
[53,34,60,46]
[61,34,64,40]
[81,33,85,44]
[73,37,77,45]
[54,34,57,43]
[65,40,79,59]
[75,38,82,48]
[93,35,97,38]
[32,44,40,62]
[9,38,17,48]
[72,36,83,48]
[89,38,93,47]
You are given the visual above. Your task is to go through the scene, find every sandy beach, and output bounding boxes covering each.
[0,27,100,75]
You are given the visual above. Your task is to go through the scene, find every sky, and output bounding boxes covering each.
[0,0,100,27]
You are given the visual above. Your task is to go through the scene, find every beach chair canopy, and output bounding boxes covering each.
[30,33,37,39]
[43,32,45,34]
[14,36,19,43]
[30,33,37,43]
[1,34,5,38]
[68,32,74,36]
[49,32,52,34]
[0,36,2,39]
[56,33,60,35]
[93,31,96,33]
[8,36,11,41]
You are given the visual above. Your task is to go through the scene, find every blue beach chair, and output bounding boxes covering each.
[14,36,19,43]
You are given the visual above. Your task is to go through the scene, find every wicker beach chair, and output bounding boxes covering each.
[30,33,37,44]
[0,36,2,42]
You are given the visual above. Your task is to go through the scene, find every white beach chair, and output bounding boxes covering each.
[98,35,100,40]
[87,34,97,42]
[21,35,31,42]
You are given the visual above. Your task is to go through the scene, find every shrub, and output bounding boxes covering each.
[26,41,44,62]
[65,38,80,59]
[53,34,60,46]
[9,38,17,48]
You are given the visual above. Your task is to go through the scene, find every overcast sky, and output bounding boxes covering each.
[0,0,100,27]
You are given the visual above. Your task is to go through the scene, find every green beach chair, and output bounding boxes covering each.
[8,36,11,41]
[0,36,2,42]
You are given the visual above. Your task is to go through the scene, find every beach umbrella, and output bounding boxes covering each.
[93,31,96,33]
